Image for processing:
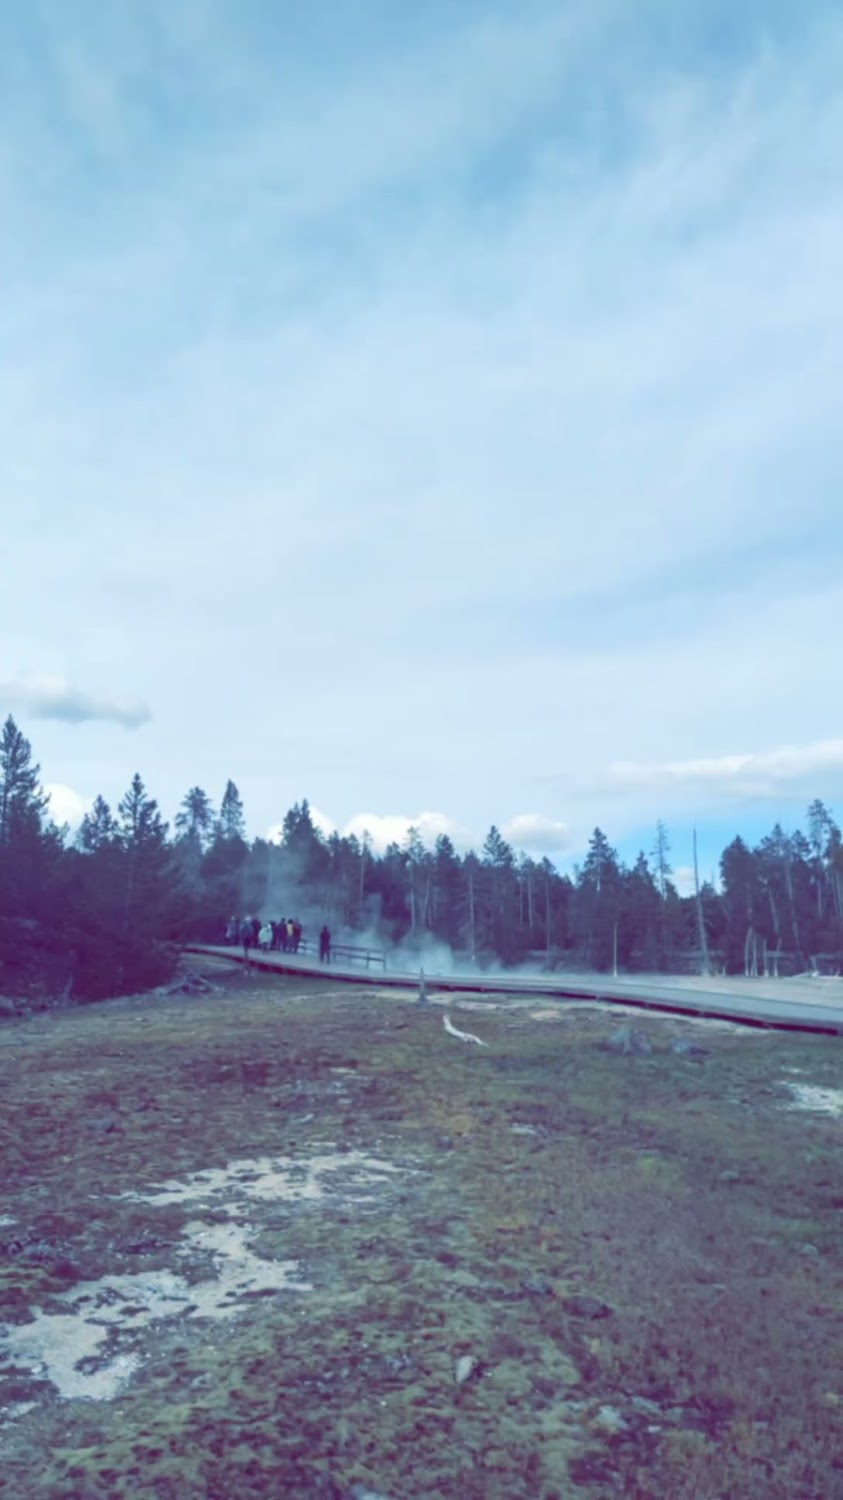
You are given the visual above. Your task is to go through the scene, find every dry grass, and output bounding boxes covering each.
[0,960,841,1498]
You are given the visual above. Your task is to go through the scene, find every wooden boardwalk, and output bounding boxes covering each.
[185,945,843,1035]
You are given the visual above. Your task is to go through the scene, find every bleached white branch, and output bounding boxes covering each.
[443,1013,487,1047]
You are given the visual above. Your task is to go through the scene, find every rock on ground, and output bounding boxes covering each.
[606,1025,653,1056]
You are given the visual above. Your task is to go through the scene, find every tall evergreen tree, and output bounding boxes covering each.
[807,799,841,923]
[651,821,672,902]
[621,853,662,969]
[78,795,118,853]
[0,715,47,845]
[480,826,521,960]
[432,834,463,948]
[573,829,622,969]
[175,786,215,848]
[217,780,246,841]
[720,836,763,974]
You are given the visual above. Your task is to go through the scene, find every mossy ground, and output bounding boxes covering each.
[0,960,841,1499]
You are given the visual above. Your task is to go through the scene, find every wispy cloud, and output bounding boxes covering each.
[344,811,465,852]
[1,674,150,729]
[585,741,843,804]
[264,808,573,859]
[502,814,572,855]
[266,810,468,855]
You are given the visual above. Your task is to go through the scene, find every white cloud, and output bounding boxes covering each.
[599,740,843,803]
[266,809,571,857]
[44,782,91,830]
[266,805,336,845]
[265,808,462,853]
[1,674,150,729]
[502,813,572,854]
[672,865,698,898]
[308,805,337,841]
[343,811,462,853]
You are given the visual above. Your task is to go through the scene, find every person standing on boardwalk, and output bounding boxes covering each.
[319,925,331,963]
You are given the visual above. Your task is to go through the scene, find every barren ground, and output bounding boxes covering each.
[1,957,841,1499]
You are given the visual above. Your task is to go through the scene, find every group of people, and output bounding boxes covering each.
[226,914,303,954]
[224,915,332,963]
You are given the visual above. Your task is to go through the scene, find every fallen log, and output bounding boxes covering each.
[443,1013,487,1047]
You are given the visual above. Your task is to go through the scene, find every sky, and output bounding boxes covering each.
[2,0,842,891]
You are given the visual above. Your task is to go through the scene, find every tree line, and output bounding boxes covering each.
[1,712,842,1005]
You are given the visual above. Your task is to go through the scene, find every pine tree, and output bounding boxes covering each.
[573,829,622,970]
[720,836,762,974]
[432,834,462,947]
[175,786,215,848]
[217,780,246,841]
[480,826,521,960]
[806,799,841,923]
[114,775,170,947]
[0,715,47,845]
[651,821,672,901]
[118,774,167,850]
[78,795,118,852]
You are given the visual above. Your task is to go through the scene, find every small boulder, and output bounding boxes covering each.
[593,1404,628,1434]
[630,1396,663,1418]
[671,1037,709,1058]
[522,1275,554,1297]
[606,1025,652,1057]
[86,1112,123,1135]
[454,1354,478,1385]
[563,1294,614,1320]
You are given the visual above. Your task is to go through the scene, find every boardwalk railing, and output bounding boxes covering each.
[216,938,387,972]
[329,942,387,971]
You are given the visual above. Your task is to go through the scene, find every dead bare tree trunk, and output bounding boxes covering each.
[421,867,432,931]
[782,846,802,958]
[467,865,476,963]
[767,885,781,947]
[358,839,368,924]
[744,925,760,977]
[693,828,712,977]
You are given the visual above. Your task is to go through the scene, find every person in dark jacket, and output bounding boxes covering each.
[319,925,331,963]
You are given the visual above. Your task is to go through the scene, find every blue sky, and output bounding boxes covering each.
[2,0,842,890]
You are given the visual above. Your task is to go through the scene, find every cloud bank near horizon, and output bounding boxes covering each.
[1,675,151,729]
[569,740,843,805]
